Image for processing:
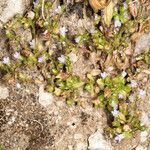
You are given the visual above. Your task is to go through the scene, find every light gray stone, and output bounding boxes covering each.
[88,130,113,150]
[134,33,150,56]
[0,0,31,23]
[0,85,9,99]
[39,84,54,107]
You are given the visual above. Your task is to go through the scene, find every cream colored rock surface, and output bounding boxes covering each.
[0,0,31,23]
[0,85,9,99]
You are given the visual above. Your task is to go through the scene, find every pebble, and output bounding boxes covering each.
[39,85,54,107]
[88,130,113,150]
[0,85,9,99]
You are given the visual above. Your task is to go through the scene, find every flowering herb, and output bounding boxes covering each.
[2,57,10,64]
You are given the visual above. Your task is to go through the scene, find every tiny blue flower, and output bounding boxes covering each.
[38,56,45,63]
[115,134,124,142]
[101,72,108,79]
[131,80,137,88]
[13,52,21,60]
[59,27,68,37]
[111,109,119,117]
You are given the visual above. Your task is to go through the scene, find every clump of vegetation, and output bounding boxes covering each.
[0,0,149,142]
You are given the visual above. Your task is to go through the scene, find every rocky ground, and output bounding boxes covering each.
[0,0,150,150]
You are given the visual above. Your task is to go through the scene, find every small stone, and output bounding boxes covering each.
[39,85,54,107]
[69,53,78,63]
[140,131,149,143]
[0,86,9,99]
[0,0,30,23]
[136,145,147,150]
[134,33,150,56]
[91,69,101,76]
[88,130,112,150]
[140,112,150,126]
[68,145,73,150]
[27,11,35,19]
[76,142,87,150]
[74,133,83,140]
[16,83,21,89]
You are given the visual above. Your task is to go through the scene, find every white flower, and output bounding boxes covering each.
[59,27,68,37]
[138,89,146,99]
[118,93,124,99]
[101,72,108,79]
[121,71,127,77]
[38,56,44,63]
[29,39,36,49]
[75,36,81,43]
[131,80,137,88]
[2,57,10,64]
[58,55,65,63]
[55,6,62,13]
[13,52,21,60]
[111,109,119,117]
[114,17,121,28]
[115,134,124,142]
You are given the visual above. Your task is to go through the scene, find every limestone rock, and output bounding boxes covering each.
[39,85,54,107]
[0,0,31,23]
[88,130,113,150]
[134,33,150,56]
[0,85,9,99]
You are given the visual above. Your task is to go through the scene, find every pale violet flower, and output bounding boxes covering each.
[123,2,128,9]
[29,39,36,49]
[118,93,124,99]
[33,0,39,8]
[131,80,137,88]
[121,71,127,77]
[115,134,124,142]
[38,56,45,63]
[58,55,65,63]
[75,36,81,43]
[138,89,146,98]
[55,6,62,13]
[114,17,121,28]
[2,57,10,64]
[59,27,68,37]
[111,109,119,117]
[111,101,118,110]
[101,72,108,79]
[13,52,21,60]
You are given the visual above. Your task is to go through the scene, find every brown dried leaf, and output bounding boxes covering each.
[128,0,140,18]
[89,0,109,10]
[103,0,114,27]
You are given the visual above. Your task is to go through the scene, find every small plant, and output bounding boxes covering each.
[0,0,148,143]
